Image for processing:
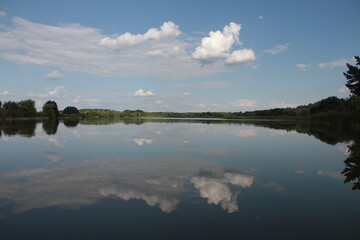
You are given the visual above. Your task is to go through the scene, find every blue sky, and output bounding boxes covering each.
[0,0,359,111]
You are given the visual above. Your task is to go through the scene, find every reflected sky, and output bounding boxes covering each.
[1,119,360,239]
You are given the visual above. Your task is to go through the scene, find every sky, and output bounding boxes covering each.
[0,0,359,112]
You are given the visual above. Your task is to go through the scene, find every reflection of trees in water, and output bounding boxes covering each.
[62,119,79,128]
[42,119,59,135]
[1,118,360,190]
[0,120,36,138]
[342,141,360,190]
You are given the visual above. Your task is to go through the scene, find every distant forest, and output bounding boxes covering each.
[1,56,359,128]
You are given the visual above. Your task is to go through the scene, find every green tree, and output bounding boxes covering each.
[42,101,59,119]
[3,101,19,111]
[63,106,80,115]
[18,99,37,117]
[344,56,360,97]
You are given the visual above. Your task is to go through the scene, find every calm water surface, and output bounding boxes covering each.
[0,119,359,239]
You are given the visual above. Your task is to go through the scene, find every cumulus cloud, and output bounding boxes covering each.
[265,44,288,55]
[319,57,355,68]
[100,186,179,213]
[45,70,64,79]
[229,99,258,108]
[134,89,154,96]
[1,90,11,96]
[0,155,220,214]
[192,22,255,65]
[192,22,240,60]
[100,21,181,48]
[28,85,67,98]
[0,17,224,79]
[225,49,256,65]
[191,171,254,213]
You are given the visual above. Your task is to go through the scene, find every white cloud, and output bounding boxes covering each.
[28,85,67,98]
[224,172,254,187]
[146,46,182,58]
[337,145,350,155]
[100,21,181,48]
[0,11,6,17]
[192,22,241,61]
[1,90,11,96]
[100,186,179,213]
[258,16,264,20]
[45,70,64,79]
[338,85,350,93]
[295,63,311,71]
[191,176,238,213]
[191,172,253,213]
[267,101,298,108]
[134,89,154,97]
[134,138,154,146]
[229,99,258,108]
[319,57,355,68]
[192,22,255,65]
[0,17,224,80]
[317,170,344,180]
[45,152,64,163]
[265,44,288,55]
[225,49,256,65]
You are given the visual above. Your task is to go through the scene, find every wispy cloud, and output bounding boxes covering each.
[267,101,298,108]
[294,63,311,71]
[45,70,64,80]
[318,57,355,68]
[0,11,6,17]
[265,44,288,55]
[229,99,258,108]
[100,21,181,48]
[338,85,350,93]
[0,17,254,80]
[1,90,11,96]
[28,86,67,98]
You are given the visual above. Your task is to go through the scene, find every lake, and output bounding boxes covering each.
[0,119,359,239]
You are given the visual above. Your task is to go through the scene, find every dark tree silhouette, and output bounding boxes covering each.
[342,141,360,190]
[43,101,59,119]
[344,56,360,97]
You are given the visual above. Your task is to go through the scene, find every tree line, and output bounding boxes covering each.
[0,100,80,119]
[1,56,359,124]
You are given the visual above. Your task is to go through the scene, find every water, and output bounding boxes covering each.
[0,119,359,239]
